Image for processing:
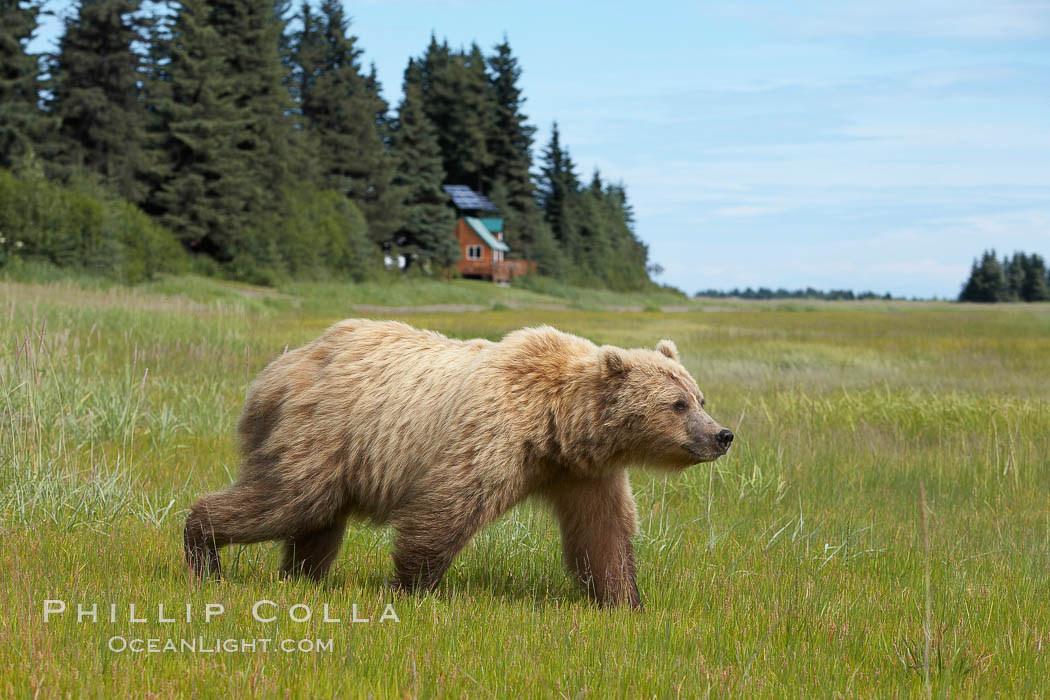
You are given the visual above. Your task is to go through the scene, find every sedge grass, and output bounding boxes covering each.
[1,277,1048,697]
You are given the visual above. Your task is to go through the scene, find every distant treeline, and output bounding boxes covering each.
[959,250,1049,303]
[0,0,654,290]
[694,287,896,301]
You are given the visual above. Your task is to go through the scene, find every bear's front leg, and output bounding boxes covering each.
[544,470,642,609]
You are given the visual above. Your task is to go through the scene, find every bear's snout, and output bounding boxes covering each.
[680,411,733,464]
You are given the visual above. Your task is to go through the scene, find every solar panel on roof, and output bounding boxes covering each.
[442,185,499,212]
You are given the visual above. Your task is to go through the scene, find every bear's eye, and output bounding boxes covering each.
[672,399,688,413]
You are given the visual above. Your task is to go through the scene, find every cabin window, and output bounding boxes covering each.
[494,250,504,262]
[466,245,483,260]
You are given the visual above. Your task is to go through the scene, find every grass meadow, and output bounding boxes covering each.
[2,276,1049,697]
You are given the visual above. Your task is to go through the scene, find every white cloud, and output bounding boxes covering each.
[930,209,1050,247]
[712,205,788,218]
[794,0,1050,39]
[868,259,970,278]
[908,65,1015,89]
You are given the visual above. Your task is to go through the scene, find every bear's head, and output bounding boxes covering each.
[596,339,733,469]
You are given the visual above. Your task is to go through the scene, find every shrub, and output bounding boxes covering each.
[0,169,186,282]
[277,187,381,283]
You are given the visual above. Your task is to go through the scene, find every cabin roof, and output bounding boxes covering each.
[465,217,510,252]
[479,217,503,233]
[443,185,500,212]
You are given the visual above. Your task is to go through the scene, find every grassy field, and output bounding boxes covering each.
[2,275,1049,697]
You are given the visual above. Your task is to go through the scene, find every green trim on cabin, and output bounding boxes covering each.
[479,217,504,233]
[464,217,510,252]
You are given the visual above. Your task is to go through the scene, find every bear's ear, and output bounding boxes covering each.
[598,346,627,378]
[655,339,679,362]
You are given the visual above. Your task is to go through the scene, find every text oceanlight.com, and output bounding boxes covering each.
[108,637,334,654]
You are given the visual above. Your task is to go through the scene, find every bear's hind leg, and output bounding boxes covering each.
[184,485,305,579]
[280,517,350,580]
[184,506,222,578]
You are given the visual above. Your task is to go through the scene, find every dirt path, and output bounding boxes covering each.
[353,304,491,313]
[351,303,729,314]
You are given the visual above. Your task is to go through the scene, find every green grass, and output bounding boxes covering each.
[2,276,1049,697]
[2,260,697,314]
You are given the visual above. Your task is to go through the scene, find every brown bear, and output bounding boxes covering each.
[184,320,733,608]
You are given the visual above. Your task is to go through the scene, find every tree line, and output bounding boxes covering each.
[694,287,896,301]
[959,250,1050,303]
[0,0,655,290]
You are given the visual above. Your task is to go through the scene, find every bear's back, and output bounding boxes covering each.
[237,319,496,470]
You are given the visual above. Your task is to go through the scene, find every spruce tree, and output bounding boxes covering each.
[535,124,653,288]
[146,0,241,256]
[365,63,389,134]
[559,169,651,290]
[484,39,533,193]
[484,176,560,277]
[293,0,401,247]
[0,0,44,169]
[389,58,456,271]
[50,0,148,201]
[214,0,300,202]
[959,250,1006,302]
[417,37,493,192]
[275,0,317,183]
[536,122,582,261]
[417,36,452,157]
[275,0,295,77]
[577,169,613,282]
[1019,252,1050,301]
[484,38,545,260]
[138,7,177,207]
[147,0,297,276]
[460,43,495,190]
[284,0,319,174]
[958,259,979,302]
[1003,252,1025,301]
[601,180,651,290]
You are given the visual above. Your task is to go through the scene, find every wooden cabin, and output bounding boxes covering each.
[443,185,536,283]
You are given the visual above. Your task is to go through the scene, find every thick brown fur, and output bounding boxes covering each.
[184,320,731,608]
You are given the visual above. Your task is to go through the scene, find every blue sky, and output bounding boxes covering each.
[31,1,1050,297]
